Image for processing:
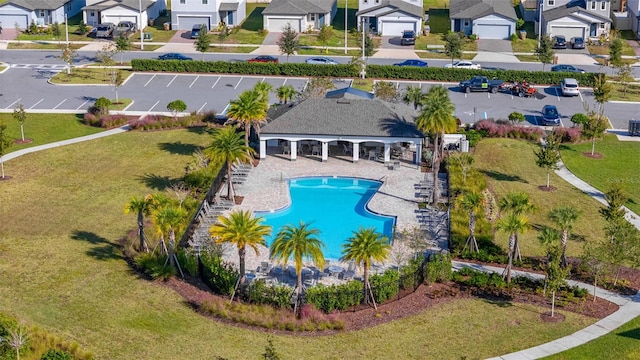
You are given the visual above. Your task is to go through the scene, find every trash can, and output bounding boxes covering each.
[519,30,526,40]
[553,55,558,64]
[423,25,430,36]
[460,140,470,153]
[163,22,171,31]
[148,18,154,26]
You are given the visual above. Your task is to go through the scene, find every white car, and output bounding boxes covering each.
[444,61,481,70]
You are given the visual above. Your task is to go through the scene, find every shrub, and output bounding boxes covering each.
[176,249,199,277]
[469,34,477,41]
[94,97,111,116]
[369,269,400,303]
[510,33,518,41]
[134,253,176,280]
[243,280,292,309]
[552,126,582,143]
[474,120,544,140]
[200,251,238,296]
[424,253,452,284]
[306,280,363,313]
[508,111,525,124]
[41,349,73,360]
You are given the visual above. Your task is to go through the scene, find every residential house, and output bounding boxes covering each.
[449,0,517,39]
[626,0,639,33]
[82,0,166,27]
[539,0,612,39]
[170,0,246,30]
[356,0,423,36]
[262,0,337,33]
[0,0,85,29]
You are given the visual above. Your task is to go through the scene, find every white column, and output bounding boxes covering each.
[290,141,297,161]
[260,140,266,159]
[383,144,391,163]
[353,143,360,163]
[321,142,328,162]
[415,141,422,165]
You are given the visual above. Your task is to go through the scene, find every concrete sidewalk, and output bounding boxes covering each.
[451,261,640,360]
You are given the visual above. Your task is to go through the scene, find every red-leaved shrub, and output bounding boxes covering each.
[475,120,544,140]
[552,127,582,143]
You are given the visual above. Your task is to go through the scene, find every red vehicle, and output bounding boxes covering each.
[247,55,279,63]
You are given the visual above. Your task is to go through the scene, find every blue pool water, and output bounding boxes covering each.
[256,177,395,259]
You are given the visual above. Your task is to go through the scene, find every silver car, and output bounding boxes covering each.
[560,78,580,96]
[305,57,338,65]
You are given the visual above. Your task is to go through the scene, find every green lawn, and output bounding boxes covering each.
[473,138,609,257]
[511,38,538,53]
[7,42,84,50]
[207,45,258,53]
[225,28,268,44]
[607,82,640,102]
[0,129,599,359]
[544,314,640,359]
[0,113,103,152]
[425,9,450,34]
[242,4,267,31]
[418,51,476,60]
[560,134,640,215]
[298,31,362,48]
[297,48,363,56]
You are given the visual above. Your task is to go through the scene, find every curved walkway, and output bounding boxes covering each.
[452,261,640,360]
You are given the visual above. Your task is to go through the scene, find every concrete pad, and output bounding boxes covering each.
[555,53,598,65]
[77,40,113,52]
[472,52,520,63]
[249,44,279,55]
[370,48,419,59]
[608,128,640,142]
[154,43,198,53]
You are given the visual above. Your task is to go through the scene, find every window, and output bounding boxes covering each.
[310,14,315,21]
[590,1,596,9]
[600,22,605,28]
[548,0,554,5]
[202,0,207,4]
[464,19,469,26]
[179,0,185,3]
[375,0,380,3]
[601,1,606,9]
[90,11,95,16]
[40,10,45,16]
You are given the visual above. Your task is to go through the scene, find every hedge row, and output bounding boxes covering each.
[131,59,597,86]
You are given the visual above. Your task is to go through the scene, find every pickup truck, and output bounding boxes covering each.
[114,21,137,37]
[458,76,503,94]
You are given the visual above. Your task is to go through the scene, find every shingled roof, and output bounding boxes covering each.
[449,0,517,20]
[262,0,336,15]
[356,0,423,18]
[82,0,155,11]
[6,0,70,10]
[543,5,611,23]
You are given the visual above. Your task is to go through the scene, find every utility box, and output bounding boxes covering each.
[629,120,640,136]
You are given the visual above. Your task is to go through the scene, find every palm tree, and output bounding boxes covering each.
[124,194,155,253]
[269,221,325,316]
[210,210,272,284]
[204,126,255,200]
[402,85,423,110]
[276,85,297,104]
[415,85,457,204]
[458,191,484,253]
[548,206,581,268]
[341,227,391,309]
[225,89,267,147]
[153,206,188,271]
[496,213,529,284]
[253,81,274,104]
[498,191,536,261]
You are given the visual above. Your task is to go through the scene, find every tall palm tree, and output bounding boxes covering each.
[415,85,457,204]
[276,85,297,104]
[210,210,272,284]
[496,213,528,284]
[548,206,581,268]
[253,81,274,105]
[204,126,255,200]
[225,89,267,147]
[153,206,188,271]
[341,227,390,309]
[124,194,155,253]
[458,191,484,253]
[269,221,325,316]
[402,85,423,110]
[498,191,536,261]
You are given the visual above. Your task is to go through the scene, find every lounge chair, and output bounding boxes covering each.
[342,144,353,155]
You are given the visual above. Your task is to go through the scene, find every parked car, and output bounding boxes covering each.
[95,23,115,38]
[114,21,136,37]
[248,55,279,63]
[400,30,416,46]
[444,61,481,70]
[551,64,586,73]
[560,78,580,96]
[191,24,207,39]
[393,59,428,67]
[458,76,503,93]
[571,37,585,49]
[158,53,193,61]
[305,57,338,65]
[541,105,561,126]
[553,35,567,49]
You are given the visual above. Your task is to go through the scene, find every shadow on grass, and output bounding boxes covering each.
[481,298,514,308]
[618,327,640,339]
[479,169,528,183]
[71,230,122,261]
[158,141,199,155]
[138,173,179,191]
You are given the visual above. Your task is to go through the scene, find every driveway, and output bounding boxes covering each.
[380,35,412,49]
[477,39,512,53]
[262,32,280,45]
[0,28,19,41]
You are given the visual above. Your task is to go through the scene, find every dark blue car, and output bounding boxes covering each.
[393,60,428,67]
[158,53,193,61]
[541,105,561,126]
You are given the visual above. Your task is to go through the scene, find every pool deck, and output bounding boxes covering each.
[215,152,450,276]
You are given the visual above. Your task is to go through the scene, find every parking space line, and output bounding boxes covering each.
[144,74,156,87]
[396,81,400,89]
[166,75,177,88]
[301,79,309,93]
[148,101,159,112]
[234,77,243,89]
[555,87,561,101]
[6,98,21,109]
[76,100,89,110]
[29,99,44,109]
[282,78,288,85]
[52,99,67,110]
[197,102,207,113]
[261,77,266,83]
[211,76,221,88]
[189,76,200,88]
[578,91,584,103]
[559,118,565,127]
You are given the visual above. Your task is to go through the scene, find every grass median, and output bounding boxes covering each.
[49,68,132,85]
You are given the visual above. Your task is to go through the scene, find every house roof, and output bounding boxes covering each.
[261,95,423,139]
[355,0,424,18]
[262,0,336,16]
[543,5,611,23]
[219,2,238,11]
[6,0,70,10]
[82,0,155,11]
[449,0,517,20]
[325,87,375,100]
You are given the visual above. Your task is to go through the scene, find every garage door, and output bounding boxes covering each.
[475,24,510,39]
[381,21,415,36]
[103,15,137,25]
[177,16,211,31]
[0,14,28,29]
[267,17,301,32]
[550,26,585,39]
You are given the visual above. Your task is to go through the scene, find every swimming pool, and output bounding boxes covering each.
[256,177,396,259]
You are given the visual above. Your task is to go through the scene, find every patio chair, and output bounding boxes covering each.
[282,145,290,155]
[311,146,320,156]
[342,144,353,155]
[259,261,272,275]
[368,150,377,161]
